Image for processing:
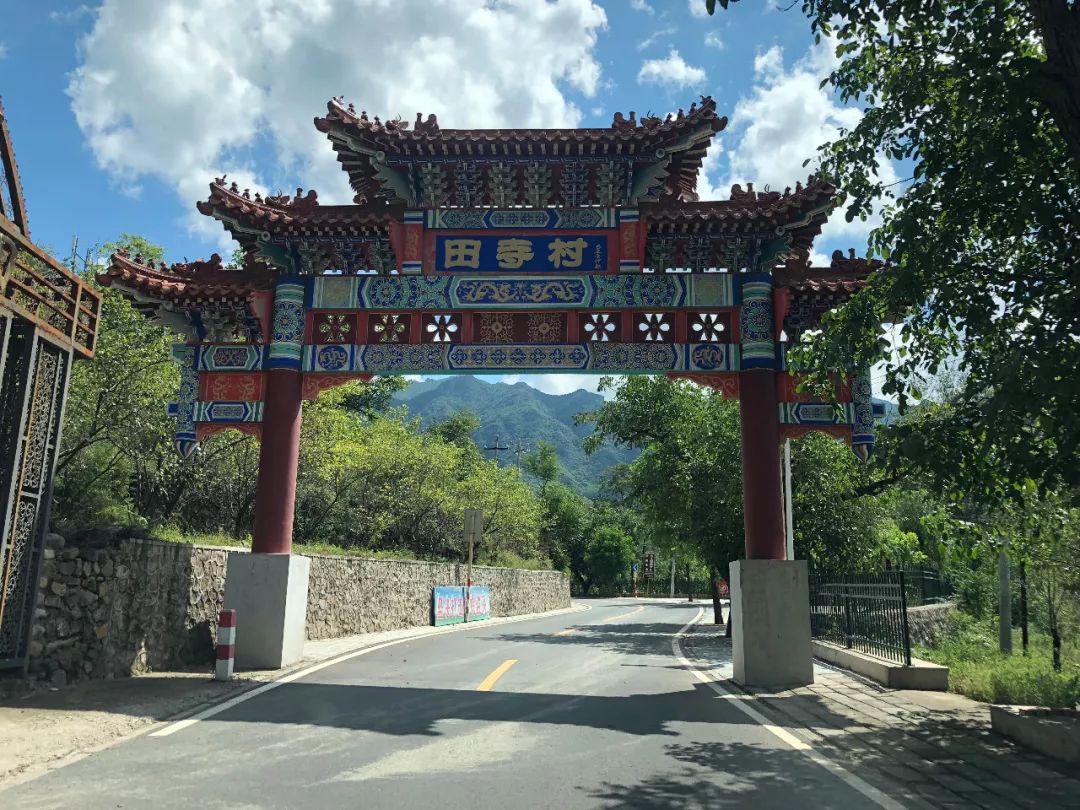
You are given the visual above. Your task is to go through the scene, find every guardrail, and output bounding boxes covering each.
[809,571,912,666]
[1,223,100,357]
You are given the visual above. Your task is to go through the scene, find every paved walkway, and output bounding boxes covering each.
[683,623,1080,810]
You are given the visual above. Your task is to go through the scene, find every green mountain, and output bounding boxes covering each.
[393,377,635,496]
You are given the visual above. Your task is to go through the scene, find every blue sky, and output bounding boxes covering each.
[0,0,893,396]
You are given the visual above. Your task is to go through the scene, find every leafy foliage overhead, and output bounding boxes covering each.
[711,0,1080,500]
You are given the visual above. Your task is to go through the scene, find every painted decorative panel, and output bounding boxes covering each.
[448,344,590,371]
[312,313,357,345]
[779,402,856,425]
[689,312,730,343]
[311,274,735,311]
[427,209,617,229]
[421,314,461,343]
[300,342,739,375]
[310,344,355,372]
[267,281,305,370]
[200,373,265,402]
[582,312,619,341]
[739,274,775,370]
[198,344,264,371]
[169,344,198,458]
[851,366,875,460]
[473,312,568,344]
[588,343,680,371]
[635,312,672,342]
[194,401,264,423]
[369,313,410,344]
[688,343,737,372]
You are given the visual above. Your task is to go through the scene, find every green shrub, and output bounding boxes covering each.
[917,611,1080,708]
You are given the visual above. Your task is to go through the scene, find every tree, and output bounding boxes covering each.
[585,526,636,594]
[710,0,1080,498]
[582,377,744,623]
[54,235,180,527]
[523,441,560,495]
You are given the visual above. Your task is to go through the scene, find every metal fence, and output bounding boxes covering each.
[809,571,912,665]
[901,568,953,606]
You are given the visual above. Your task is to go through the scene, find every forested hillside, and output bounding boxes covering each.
[393,377,637,496]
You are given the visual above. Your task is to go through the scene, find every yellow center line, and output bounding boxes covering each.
[553,628,577,636]
[600,605,645,624]
[476,659,518,692]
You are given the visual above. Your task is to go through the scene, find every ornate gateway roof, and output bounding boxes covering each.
[313,95,727,207]
[101,95,876,355]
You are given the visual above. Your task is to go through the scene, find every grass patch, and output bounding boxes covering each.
[916,612,1080,708]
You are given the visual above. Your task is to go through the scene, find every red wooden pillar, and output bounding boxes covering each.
[738,273,784,560]
[738,370,785,560]
[252,280,306,554]
[251,369,302,554]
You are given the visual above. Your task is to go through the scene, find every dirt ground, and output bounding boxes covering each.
[0,669,265,787]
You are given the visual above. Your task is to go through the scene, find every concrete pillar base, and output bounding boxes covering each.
[223,554,309,670]
[730,559,813,688]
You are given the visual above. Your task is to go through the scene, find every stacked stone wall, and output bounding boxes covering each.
[30,534,229,687]
[27,534,570,686]
[907,601,957,649]
[304,556,571,640]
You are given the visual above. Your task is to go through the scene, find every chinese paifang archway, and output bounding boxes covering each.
[102,96,879,565]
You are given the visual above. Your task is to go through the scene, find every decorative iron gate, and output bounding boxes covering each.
[0,99,99,671]
[0,325,70,668]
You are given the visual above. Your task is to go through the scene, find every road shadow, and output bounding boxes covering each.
[586,741,874,809]
[492,622,705,659]
[209,679,778,737]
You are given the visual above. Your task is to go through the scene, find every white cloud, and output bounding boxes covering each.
[50,5,95,24]
[637,49,706,90]
[630,0,655,13]
[723,42,898,252]
[704,31,723,50]
[0,42,7,59]
[69,0,607,251]
[638,26,676,52]
[687,0,709,18]
[693,139,726,201]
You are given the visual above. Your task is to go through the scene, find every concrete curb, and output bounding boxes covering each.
[811,639,948,691]
[991,705,1080,765]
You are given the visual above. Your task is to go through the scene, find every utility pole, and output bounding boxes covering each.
[464,508,482,622]
[512,440,529,470]
[68,235,79,272]
[484,435,509,463]
[998,544,1012,654]
[783,438,794,560]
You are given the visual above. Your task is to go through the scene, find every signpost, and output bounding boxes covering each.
[464,508,482,622]
[643,552,655,581]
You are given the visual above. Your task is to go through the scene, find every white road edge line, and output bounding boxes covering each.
[151,601,593,738]
[671,609,905,810]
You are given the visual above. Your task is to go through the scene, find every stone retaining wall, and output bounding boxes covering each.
[907,601,957,648]
[27,534,570,686]
[305,556,570,640]
[29,534,229,687]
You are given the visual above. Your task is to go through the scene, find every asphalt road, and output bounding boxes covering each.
[2,599,890,809]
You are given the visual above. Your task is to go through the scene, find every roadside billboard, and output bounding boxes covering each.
[432,586,492,626]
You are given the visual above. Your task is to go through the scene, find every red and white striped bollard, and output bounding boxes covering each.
[216,609,236,681]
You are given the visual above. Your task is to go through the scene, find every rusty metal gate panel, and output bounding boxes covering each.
[0,326,71,669]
